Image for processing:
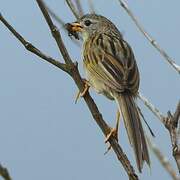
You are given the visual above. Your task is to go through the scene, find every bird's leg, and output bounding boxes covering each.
[104,110,120,154]
[75,79,90,103]
[105,110,120,143]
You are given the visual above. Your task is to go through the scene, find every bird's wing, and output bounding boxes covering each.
[84,33,139,94]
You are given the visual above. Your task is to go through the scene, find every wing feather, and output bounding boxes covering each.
[83,33,139,94]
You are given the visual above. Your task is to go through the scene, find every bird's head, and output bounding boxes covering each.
[67,14,120,41]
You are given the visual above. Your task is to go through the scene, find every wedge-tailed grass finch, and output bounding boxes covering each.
[69,14,150,172]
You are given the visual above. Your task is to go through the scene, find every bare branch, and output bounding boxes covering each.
[146,137,180,180]
[0,164,12,180]
[65,0,80,19]
[118,0,180,74]
[75,0,84,16]
[0,13,69,73]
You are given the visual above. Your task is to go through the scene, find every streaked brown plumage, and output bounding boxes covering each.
[69,14,150,172]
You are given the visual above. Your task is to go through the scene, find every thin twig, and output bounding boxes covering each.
[118,0,180,74]
[88,0,96,13]
[0,164,12,180]
[173,101,180,128]
[75,0,84,16]
[138,92,165,123]
[146,137,180,180]
[44,3,65,26]
[0,13,69,73]
[0,3,139,180]
[65,0,80,19]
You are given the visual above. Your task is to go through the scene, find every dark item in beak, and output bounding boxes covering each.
[65,23,79,40]
[65,23,83,40]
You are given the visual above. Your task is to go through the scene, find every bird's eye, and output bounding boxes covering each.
[84,20,92,26]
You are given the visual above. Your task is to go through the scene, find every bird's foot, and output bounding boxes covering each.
[75,79,90,103]
[105,127,118,143]
[104,127,118,155]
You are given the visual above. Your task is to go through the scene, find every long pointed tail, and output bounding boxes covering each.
[115,93,150,172]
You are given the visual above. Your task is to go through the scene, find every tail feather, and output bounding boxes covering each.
[115,93,150,172]
[139,119,151,166]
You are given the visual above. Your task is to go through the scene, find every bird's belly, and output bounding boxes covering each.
[85,70,114,100]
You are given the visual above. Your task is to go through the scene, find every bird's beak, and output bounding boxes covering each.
[69,22,83,32]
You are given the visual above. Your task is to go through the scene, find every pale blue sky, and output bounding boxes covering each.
[0,1,179,180]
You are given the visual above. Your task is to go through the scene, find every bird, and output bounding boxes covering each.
[68,14,150,172]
